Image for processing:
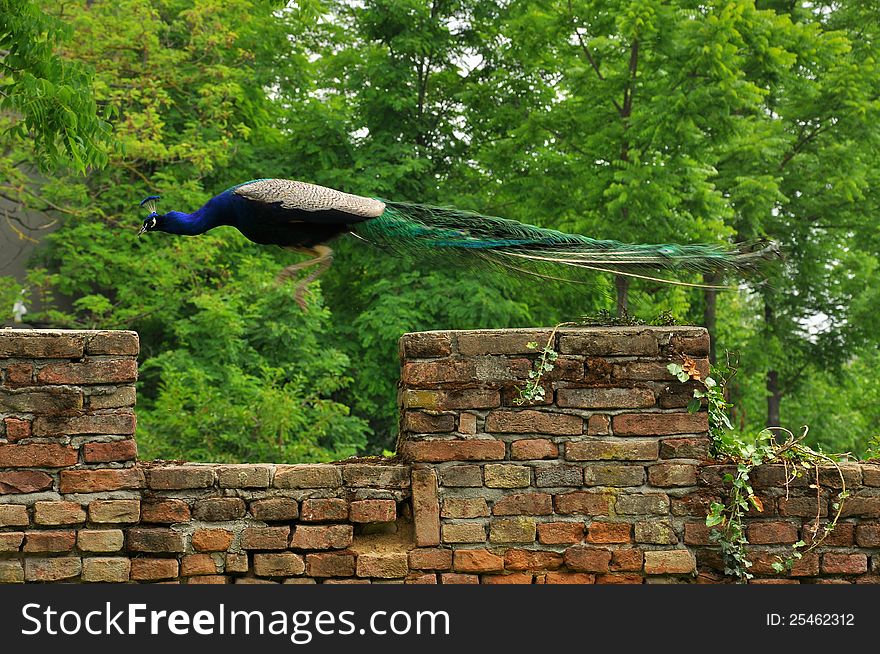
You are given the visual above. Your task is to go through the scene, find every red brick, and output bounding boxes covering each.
[612,412,708,436]
[356,553,409,578]
[187,575,228,585]
[86,331,139,356]
[181,554,218,576]
[25,557,81,582]
[402,440,506,462]
[555,491,614,515]
[401,332,453,357]
[453,549,504,573]
[83,440,137,463]
[37,359,137,385]
[563,545,611,572]
[559,330,660,356]
[0,332,84,358]
[597,573,644,584]
[504,549,563,571]
[778,496,827,518]
[485,410,582,435]
[440,573,479,584]
[537,522,584,545]
[0,443,78,467]
[192,529,234,552]
[458,413,477,434]
[350,499,396,523]
[216,465,272,488]
[127,528,185,553]
[404,412,456,433]
[192,498,245,521]
[402,389,500,411]
[684,522,712,546]
[406,573,438,584]
[142,499,191,524]
[0,532,24,552]
[542,572,595,584]
[648,463,698,487]
[77,529,124,552]
[856,524,880,547]
[412,466,441,545]
[59,468,144,493]
[644,550,696,574]
[300,498,349,522]
[250,498,299,521]
[492,493,552,516]
[0,388,82,414]
[566,439,658,461]
[130,558,179,581]
[510,439,558,460]
[482,573,533,584]
[0,470,53,494]
[409,548,453,571]
[821,553,867,575]
[33,413,136,437]
[3,417,31,442]
[659,437,711,460]
[254,553,305,577]
[34,501,85,525]
[24,530,76,552]
[2,362,33,387]
[306,552,357,577]
[0,504,28,526]
[290,525,353,550]
[147,466,215,490]
[586,522,632,544]
[587,414,610,435]
[240,527,290,550]
[88,499,140,524]
[839,496,880,518]
[557,387,655,409]
[611,548,644,572]
[746,522,799,545]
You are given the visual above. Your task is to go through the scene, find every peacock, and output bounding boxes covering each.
[138,179,777,307]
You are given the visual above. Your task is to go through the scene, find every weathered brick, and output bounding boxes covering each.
[484,464,531,488]
[542,572,595,584]
[2,362,33,387]
[671,492,718,517]
[649,463,698,487]
[490,517,536,543]
[510,439,559,460]
[587,414,611,435]
[181,554,218,576]
[357,553,409,578]
[409,548,453,571]
[440,573,479,584]
[300,498,349,522]
[86,331,139,356]
[0,443,78,468]
[141,499,191,524]
[802,522,854,547]
[586,522,632,544]
[0,531,24,552]
[225,553,249,574]
[559,329,659,356]
[838,496,880,518]
[659,437,711,460]
[83,440,138,463]
[458,413,477,435]
[583,464,645,487]
[778,496,827,518]
[504,549,563,571]
[402,389,500,410]
[492,493,552,516]
[635,520,678,544]
[404,411,456,433]
[439,465,482,487]
[611,548,644,572]
[215,465,272,488]
[644,550,696,575]
[400,332,452,358]
[482,573,533,584]
[564,545,611,572]
[37,359,137,385]
[615,493,669,515]
[683,522,713,546]
[403,440,506,462]
[597,573,644,584]
[0,332,84,358]
[485,410,582,435]
[82,557,130,583]
[127,528,185,553]
[130,558,179,581]
[567,439,658,462]
[412,467,440,547]
[290,525,353,550]
[25,557,82,582]
[241,527,291,550]
[557,387,655,409]
[533,463,583,487]
[456,330,552,356]
[406,573,438,584]
[612,412,708,436]
[306,552,357,577]
[249,498,299,522]
[538,521,584,545]
[78,529,124,552]
[273,464,342,489]
[0,389,83,416]
[192,498,246,522]
[856,524,880,547]
[24,530,76,552]
[555,491,615,515]
[441,523,486,543]
[442,497,489,518]
[350,499,396,523]
[0,560,24,583]
[147,466,215,490]
[60,468,145,493]
[88,499,140,524]
[192,529,235,552]
[254,552,305,577]
[746,522,799,545]
[3,417,31,441]
[863,465,880,487]
[821,553,867,575]
[614,359,708,382]
[0,504,29,527]
[453,549,504,573]
[33,412,136,437]
[34,501,85,525]
[87,386,137,410]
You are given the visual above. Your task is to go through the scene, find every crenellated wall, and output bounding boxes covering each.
[1,327,878,583]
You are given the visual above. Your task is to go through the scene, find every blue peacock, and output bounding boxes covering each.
[138,179,777,306]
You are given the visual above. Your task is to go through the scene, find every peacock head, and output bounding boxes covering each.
[138,195,163,236]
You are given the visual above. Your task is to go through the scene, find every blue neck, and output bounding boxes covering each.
[161,194,234,236]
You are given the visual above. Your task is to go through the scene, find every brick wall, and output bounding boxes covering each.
[1,327,878,583]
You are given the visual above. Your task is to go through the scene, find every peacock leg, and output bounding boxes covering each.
[277,245,334,309]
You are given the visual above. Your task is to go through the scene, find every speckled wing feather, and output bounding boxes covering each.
[233,179,385,220]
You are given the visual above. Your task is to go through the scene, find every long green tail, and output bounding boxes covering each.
[352,201,778,289]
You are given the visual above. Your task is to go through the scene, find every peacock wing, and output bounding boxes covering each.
[232,179,385,224]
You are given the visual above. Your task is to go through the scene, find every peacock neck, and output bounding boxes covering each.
[163,195,233,236]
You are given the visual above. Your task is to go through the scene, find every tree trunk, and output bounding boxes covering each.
[615,275,630,317]
[702,274,718,364]
[766,369,781,428]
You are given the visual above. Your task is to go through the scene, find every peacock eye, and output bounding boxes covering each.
[149,217,157,229]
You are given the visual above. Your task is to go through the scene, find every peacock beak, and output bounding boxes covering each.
[137,224,148,237]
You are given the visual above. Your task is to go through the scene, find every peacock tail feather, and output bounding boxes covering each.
[353,200,777,289]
